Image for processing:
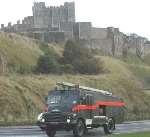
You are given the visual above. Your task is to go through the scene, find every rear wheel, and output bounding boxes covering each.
[46,129,56,137]
[84,128,88,134]
[104,118,115,134]
[73,119,85,137]
[40,126,46,131]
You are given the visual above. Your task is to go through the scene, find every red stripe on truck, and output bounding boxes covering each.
[72,101,125,112]
[96,101,125,107]
[72,105,96,112]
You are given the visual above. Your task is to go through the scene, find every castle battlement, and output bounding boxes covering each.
[33,2,45,8]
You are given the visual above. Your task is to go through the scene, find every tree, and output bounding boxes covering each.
[63,40,92,63]
[63,40,77,64]
[36,54,60,74]
[73,58,103,74]
[63,40,103,74]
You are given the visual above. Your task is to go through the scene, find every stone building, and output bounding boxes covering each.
[127,34,148,57]
[1,2,75,42]
[32,2,75,30]
[1,1,150,57]
[73,22,92,40]
[144,41,150,55]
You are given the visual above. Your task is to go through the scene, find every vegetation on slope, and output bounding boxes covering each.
[1,57,150,124]
[35,40,104,74]
[0,32,150,125]
[0,32,44,73]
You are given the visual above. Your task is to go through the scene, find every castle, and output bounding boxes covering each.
[1,2,150,57]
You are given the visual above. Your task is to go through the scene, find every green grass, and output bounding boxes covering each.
[109,131,150,137]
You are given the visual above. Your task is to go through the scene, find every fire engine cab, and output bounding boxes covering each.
[37,82,125,137]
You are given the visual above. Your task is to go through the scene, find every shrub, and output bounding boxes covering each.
[61,64,74,74]
[63,40,104,74]
[35,54,60,74]
[17,65,33,74]
[63,40,92,64]
[73,58,103,74]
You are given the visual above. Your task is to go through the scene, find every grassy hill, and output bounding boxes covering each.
[0,32,44,73]
[0,32,150,125]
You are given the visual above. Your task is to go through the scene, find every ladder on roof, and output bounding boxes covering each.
[56,82,112,95]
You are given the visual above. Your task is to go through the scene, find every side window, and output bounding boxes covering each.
[80,93,94,105]
[99,106,106,116]
[86,94,94,105]
[80,96,86,105]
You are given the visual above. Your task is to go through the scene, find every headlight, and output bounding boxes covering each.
[41,118,45,123]
[37,113,43,121]
[67,119,71,123]
[67,113,77,119]
[72,113,77,117]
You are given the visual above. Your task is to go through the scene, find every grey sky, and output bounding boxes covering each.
[0,0,150,39]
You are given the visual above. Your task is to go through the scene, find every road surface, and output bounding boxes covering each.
[0,120,150,137]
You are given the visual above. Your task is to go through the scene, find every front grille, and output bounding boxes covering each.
[46,112,66,122]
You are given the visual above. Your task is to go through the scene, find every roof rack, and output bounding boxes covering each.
[56,82,112,96]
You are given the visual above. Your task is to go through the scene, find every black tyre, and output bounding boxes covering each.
[84,128,88,134]
[46,129,56,137]
[104,118,115,134]
[73,119,85,137]
[40,126,46,131]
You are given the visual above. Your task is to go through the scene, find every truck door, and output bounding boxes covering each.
[85,94,94,121]
[99,106,106,116]
[80,94,94,126]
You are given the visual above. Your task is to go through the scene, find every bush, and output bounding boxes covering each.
[35,54,60,74]
[17,65,33,74]
[35,40,104,74]
[73,58,103,74]
[63,40,104,74]
[61,64,74,74]
[35,42,62,74]
[63,40,92,64]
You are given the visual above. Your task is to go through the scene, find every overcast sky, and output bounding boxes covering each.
[0,0,150,39]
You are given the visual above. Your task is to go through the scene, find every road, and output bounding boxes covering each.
[0,120,150,137]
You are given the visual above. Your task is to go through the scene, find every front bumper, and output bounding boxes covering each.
[37,112,77,131]
[38,120,77,131]
[48,122,75,130]
[37,121,46,130]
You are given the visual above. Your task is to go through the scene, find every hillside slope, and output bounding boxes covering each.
[0,58,150,124]
[0,32,43,73]
[0,32,150,125]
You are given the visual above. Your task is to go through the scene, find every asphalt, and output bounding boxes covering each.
[0,120,150,137]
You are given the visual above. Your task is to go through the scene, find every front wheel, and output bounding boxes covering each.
[73,119,85,137]
[104,118,115,134]
[46,129,56,137]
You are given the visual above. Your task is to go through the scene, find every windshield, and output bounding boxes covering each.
[47,90,78,106]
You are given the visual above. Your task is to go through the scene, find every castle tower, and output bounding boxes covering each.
[1,24,4,30]
[136,37,146,57]
[32,2,50,29]
[32,2,75,30]
[51,7,60,29]
[64,2,75,22]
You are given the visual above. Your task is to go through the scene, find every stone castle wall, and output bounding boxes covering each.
[60,22,74,40]
[91,28,107,39]
[73,22,92,40]
[1,2,150,58]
